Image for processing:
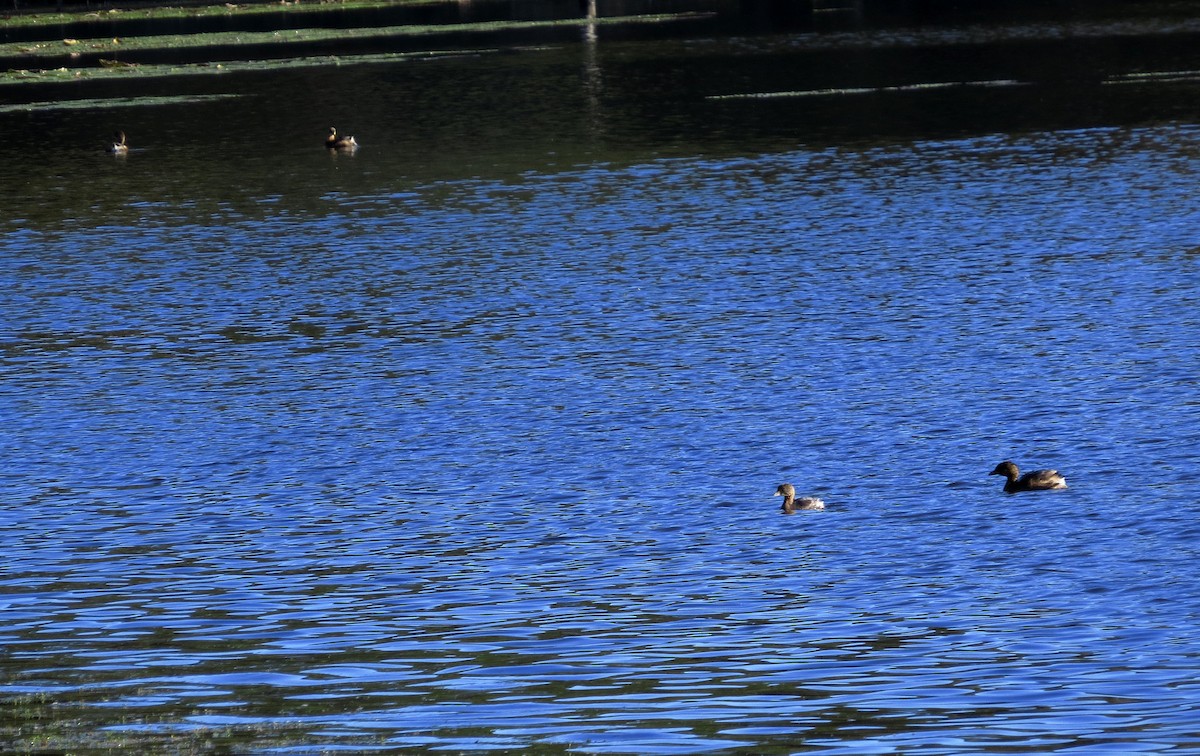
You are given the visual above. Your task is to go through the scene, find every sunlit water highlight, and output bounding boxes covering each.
[4,13,1200,754]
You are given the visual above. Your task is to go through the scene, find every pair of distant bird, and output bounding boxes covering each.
[775,460,1068,514]
[106,127,357,153]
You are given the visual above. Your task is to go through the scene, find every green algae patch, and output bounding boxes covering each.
[0,92,241,112]
[1,12,708,60]
[0,0,437,30]
[0,47,485,85]
[0,11,712,87]
[3,26,389,58]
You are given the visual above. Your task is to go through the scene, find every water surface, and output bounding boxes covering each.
[3,5,1200,753]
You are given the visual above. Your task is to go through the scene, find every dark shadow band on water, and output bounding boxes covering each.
[1,0,1199,230]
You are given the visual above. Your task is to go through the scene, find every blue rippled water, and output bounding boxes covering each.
[4,15,1200,754]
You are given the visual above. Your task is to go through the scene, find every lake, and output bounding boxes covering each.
[3,2,1200,753]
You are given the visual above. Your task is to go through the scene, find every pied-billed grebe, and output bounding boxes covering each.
[107,130,128,154]
[325,126,358,150]
[774,483,825,513]
[990,460,1067,493]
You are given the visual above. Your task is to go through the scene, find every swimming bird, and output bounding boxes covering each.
[107,130,128,154]
[325,126,357,150]
[989,460,1067,493]
[774,483,825,513]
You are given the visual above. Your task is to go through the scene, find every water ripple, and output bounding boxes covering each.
[4,118,1200,752]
